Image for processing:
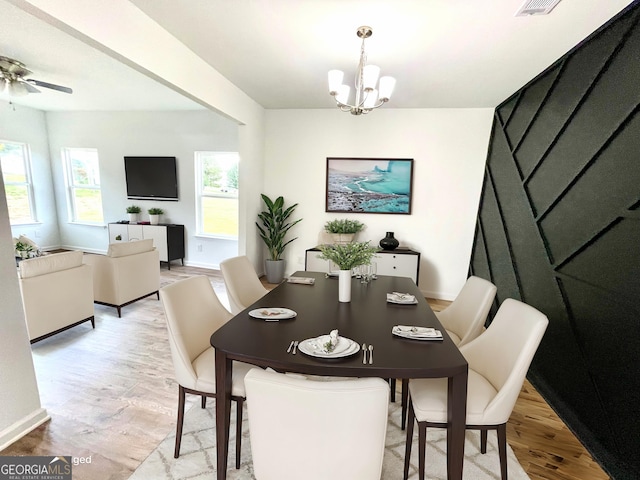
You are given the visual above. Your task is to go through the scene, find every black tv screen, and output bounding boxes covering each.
[124,156,178,201]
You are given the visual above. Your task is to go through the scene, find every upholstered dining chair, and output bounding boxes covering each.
[403,298,548,480]
[399,275,497,428]
[436,275,497,347]
[220,255,269,314]
[160,275,257,465]
[244,368,390,480]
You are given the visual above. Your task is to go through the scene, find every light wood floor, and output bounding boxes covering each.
[1,265,610,479]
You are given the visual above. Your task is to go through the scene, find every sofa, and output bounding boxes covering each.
[18,250,95,343]
[83,239,160,317]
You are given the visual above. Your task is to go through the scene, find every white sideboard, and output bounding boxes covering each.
[305,247,421,285]
[108,223,185,269]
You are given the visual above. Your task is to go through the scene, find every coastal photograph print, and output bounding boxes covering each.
[326,157,413,214]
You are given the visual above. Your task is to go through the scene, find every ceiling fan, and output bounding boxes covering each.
[0,55,72,97]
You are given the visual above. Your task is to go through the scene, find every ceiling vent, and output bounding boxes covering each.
[515,0,563,16]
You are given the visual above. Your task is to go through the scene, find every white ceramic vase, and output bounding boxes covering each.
[149,214,160,225]
[128,213,139,223]
[338,269,352,302]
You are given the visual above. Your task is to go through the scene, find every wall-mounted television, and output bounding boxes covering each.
[124,156,178,201]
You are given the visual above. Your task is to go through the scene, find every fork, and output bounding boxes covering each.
[362,343,367,364]
[293,340,299,354]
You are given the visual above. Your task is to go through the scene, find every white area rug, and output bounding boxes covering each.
[130,400,529,480]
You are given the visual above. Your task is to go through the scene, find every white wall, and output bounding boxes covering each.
[264,108,494,299]
[45,110,243,268]
[1,101,61,248]
[0,172,49,450]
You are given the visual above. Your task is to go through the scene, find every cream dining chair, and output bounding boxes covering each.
[244,368,390,480]
[436,275,497,347]
[220,255,269,314]
[160,275,257,465]
[399,275,497,428]
[403,298,548,480]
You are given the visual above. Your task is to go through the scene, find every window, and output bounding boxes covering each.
[195,152,239,238]
[63,148,104,224]
[0,140,36,225]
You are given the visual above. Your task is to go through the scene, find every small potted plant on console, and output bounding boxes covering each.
[324,218,365,244]
[126,205,141,223]
[148,207,164,225]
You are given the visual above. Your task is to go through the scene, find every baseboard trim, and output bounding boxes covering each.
[0,408,50,451]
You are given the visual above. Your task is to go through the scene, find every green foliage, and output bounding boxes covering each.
[324,218,365,234]
[148,207,164,215]
[227,162,239,190]
[318,241,379,271]
[126,205,141,214]
[256,194,302,261]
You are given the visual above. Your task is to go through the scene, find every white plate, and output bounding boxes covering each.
[386,293,418,304]
[248,308,297,320]
[298,337,360,358]
[392,325,443,340]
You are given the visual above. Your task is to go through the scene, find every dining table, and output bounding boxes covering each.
[210,270,468,480]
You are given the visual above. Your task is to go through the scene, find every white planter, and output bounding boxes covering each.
[332,233,355,245]
[149,214,160,225]
[128,213,139,223]
[338,270,352,302]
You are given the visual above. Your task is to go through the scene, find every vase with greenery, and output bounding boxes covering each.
[324,219,365,244]
[256,194,302,283]
[148,207,164,225]
[126,205,141,223]
[318,241,378,302]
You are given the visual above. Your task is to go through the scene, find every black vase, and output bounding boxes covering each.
[379,232,399,250]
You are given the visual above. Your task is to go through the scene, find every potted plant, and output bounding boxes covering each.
[256,194,302,284]
[318,241,378,302]
[324,219,365,244]
[126,205,141,223]
[148,207,164,225]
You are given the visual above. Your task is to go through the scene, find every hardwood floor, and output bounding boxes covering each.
[1,265,609,479]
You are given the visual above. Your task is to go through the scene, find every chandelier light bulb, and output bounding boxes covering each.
[327,26,395,115]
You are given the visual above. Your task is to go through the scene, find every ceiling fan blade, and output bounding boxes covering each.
[27,79,72,94]
[20,80,41,93]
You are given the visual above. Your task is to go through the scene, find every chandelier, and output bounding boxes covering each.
[328,26,396,115]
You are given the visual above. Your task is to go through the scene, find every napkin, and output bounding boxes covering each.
[387,292,417,304]
[392,325,443,339]
[319,329,339,353]
[287,276,315,285]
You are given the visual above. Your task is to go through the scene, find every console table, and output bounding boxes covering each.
[108,223,185,269]
[305,246,420,285]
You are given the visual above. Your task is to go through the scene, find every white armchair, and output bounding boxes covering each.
[18,250,95,343]
[83,239,160,317]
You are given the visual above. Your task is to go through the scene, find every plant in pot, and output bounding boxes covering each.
[318,241,378,302]
[126,205,141,223]
[148,207,164,225]
[324,219,365,245]
[256,194,302,284]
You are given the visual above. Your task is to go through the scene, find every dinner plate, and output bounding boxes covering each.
[392,325,443,340]
[248,308,297,320]
[298,336,360,358]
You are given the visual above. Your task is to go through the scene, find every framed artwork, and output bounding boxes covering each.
[325,157,414,214]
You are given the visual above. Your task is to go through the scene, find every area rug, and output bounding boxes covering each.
[130,400,529,480]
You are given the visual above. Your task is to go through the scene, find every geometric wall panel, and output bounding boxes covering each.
[471,4,640,479]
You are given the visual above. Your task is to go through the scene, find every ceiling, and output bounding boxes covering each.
[0,0,635,112]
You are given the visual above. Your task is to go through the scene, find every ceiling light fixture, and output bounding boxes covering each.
[328,26,396,115]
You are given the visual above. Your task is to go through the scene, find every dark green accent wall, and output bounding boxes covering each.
[471,3,640,478]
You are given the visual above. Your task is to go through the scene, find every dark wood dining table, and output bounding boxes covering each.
[210,271,468,480]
